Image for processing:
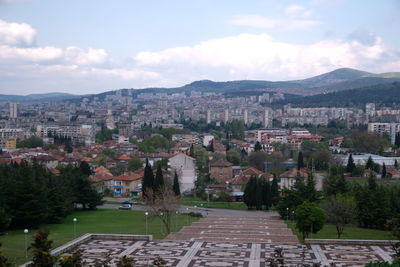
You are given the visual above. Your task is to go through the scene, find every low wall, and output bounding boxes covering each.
[305,238,399,246]
[20,233,152,267]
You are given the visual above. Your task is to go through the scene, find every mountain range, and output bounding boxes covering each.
[0,68,399,103]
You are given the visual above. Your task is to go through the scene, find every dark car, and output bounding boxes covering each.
[118,204,132,210]
[121,200,134,205]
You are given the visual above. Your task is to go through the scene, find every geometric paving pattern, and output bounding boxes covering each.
[62,216,394,266]
[65,239,395,266]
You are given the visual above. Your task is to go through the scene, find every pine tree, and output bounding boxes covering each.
[255,177,264,210]
[64,139,73,153]
[297,151,304,170]
[243,175,258,209]
[382,162,387,179]
[365,156,374,170]
[346,154,356,173]
[142,159,154,199]
[395,132,400,148]
[78,161,92,176]
[305,172,318,202]
[29,230,57,267]
[154,164,164,196]
[254,141,262,151]
[173,171,181,196]
[395,159,398,169]
[262,179,272,210]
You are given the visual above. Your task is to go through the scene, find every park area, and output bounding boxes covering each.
[0,209,195,265]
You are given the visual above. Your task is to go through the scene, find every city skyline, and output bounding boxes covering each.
[0,0,399,94]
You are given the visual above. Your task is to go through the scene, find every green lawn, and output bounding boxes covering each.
[0,209,196,265]
[286,221,391,241]
[179,196,248,210]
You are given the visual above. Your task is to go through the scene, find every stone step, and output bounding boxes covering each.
[164,233,299,243]
[178,227,294,235]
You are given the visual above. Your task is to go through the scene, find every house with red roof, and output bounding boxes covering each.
[112,171,143,197]
[210,160,233,182]
[279,168,309,189]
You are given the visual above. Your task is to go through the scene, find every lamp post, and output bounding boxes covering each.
[160,212,164,235]
[24,229,28,260]
[175,211,179,232]
[286,208,289,221]
[186,207,189,225]
[145,212,149,235]
[73,218,77,238]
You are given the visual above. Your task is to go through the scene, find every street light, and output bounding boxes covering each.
[175,211,179,232]
[186,208,189,225]
[286,208,289,221]
[145,212,149,235]
[160,212,164,235]
[73,218,77,238]
[24,229,28,260]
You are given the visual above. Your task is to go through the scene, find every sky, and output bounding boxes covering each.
[0,0,399,95]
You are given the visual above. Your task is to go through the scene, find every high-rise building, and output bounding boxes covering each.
[206,109,211,124]
[243,109,248,125]
[9,102,18,119]
[263,108,273,128]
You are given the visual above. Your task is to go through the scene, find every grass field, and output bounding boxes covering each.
[286,221,391,241]
[180,196,248,210]
[0,209,197,265]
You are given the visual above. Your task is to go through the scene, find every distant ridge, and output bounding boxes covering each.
[1,68,399,103]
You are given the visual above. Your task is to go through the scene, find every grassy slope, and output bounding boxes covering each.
[0,209,196,265]
[286,221,390,241]
[180,196,248,210]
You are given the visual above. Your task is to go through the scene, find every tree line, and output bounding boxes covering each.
[0,161,103,232]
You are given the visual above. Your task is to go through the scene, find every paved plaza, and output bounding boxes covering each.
[60,216,395,266]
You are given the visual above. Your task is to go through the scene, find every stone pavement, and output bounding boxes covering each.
[165,216,299,243]
[59,216,395,266]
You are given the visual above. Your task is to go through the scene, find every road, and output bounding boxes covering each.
[99,203,279,218]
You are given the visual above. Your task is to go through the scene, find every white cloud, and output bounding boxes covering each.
[228,14,320,30]
[285,5,312,18]
[0,19,36,46]
[0,45,63,62]
[64,46,108,66]
[135,33,392,82]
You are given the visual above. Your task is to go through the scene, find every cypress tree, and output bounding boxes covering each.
[244,175,258,209]
[395,159,398,169]
[365,156,374,170]
[297,151,304,170]
[173,171,181,196]
[189,144,195,158]
[382,162,387,179]
[142,159,154,199]
[346,154,356,173]
[395,132,400,148]
[270,174,280,206]
[255,178,263,210]
[154,164,164,196]
[254,141,262,151]
[262,179,272,210]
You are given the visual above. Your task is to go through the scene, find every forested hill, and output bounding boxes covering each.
[278,82,400,108]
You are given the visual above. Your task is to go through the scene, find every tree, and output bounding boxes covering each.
[154,164,165,196]
[395,132,400,148]
[297,151,304,170]
[320,195,356,238]
[64,139,73,153]
[305,172,318,202]
[189,144,195,158]
[382,162,387,178]
[127,157,142,171]
[270,174,280,206]
[116,255,134,267]
[58,250,83,267]
[173,171,181,196]
[142,159,155,199]
[29,230,57,267]
[0,243,11,267]
[78,161,92,176]
[365,156,374,170]
[243,175,258,209]
[254,141,262,151]
[262,179,272,210]
[395,159,398,169]
[346,154,356,173]
[295,201,326,240]
[248,151,268,171]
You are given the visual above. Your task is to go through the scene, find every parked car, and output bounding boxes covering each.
[118,204,132,210]
[121,200,134,205]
